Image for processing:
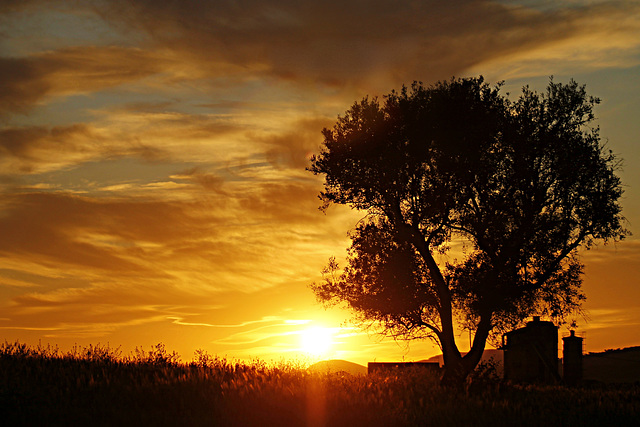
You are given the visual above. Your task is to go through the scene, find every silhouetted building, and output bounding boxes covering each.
[562,330,583,385]
[502,316,561,383]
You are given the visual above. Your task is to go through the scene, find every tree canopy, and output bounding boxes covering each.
[308,76,627,384]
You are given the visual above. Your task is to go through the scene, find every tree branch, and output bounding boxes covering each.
[462,311,493,371]
[533,229,587,288]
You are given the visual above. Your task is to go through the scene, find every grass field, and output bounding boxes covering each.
[1,341,638,426]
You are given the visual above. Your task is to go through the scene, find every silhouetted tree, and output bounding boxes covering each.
[309,77,627,385]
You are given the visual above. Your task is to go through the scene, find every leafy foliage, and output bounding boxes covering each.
[309,77,627,381]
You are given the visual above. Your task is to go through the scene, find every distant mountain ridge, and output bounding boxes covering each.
[583,346,640,383]
[308,359,367,375]
[425,346,640,383]
[309,346,640,382]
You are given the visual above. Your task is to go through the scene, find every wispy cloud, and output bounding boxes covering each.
[469,2,640,79]
[0,46,170,115]
[90,0,640,92]
[168,315,281,329]
[3,0,637,119]
[582,239,640,263]
[583,307,640,331]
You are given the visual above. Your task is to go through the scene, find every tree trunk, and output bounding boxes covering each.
[440,351,467,387]
[440,314,492,388]
[401,221,494,387]
[438,318,468,387]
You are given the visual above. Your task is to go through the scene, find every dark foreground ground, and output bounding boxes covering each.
[1,342,639,427]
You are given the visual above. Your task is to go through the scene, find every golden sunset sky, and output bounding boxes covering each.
[1,0,639,365]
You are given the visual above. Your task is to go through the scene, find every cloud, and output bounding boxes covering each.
[0,46,169,115]
[582,239,640,264]
[0,0,46,14]
[2,0,638,120]
[0,192,237,287]
[0,108,361,339]
[0,108,262,177]
[1,283,194,338]
[90,0,640,94]
[0,124,101,174]
[468,2,640,79]
[167,315,278,328]
[0,175,353,288]
[261,117,334,170]
[172,168,227,194]
[582,307,640,331]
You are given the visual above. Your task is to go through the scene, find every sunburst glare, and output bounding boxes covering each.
[300,327,333,357]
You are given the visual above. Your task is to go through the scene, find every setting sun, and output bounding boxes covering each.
[300,327,334,357]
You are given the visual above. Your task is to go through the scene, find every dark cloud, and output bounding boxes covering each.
[0,124,95,173]
[0,122,171,175]
[0,124,90,157]
[92,0,639,92]
[0,192,210,273]
[175,167,227,193]
[239,180,326,224]
[0,57,52,115]
[2,0,637,117]
[262,117,334,169]
[0,46,168,115]
[0,0,38,13]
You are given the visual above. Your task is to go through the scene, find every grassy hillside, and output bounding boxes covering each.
[1,341,638,426]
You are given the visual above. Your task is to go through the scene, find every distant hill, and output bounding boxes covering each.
[425,346,640,383]
[583,346,640,383]
[308,359,367,376]
[312,346,640,381]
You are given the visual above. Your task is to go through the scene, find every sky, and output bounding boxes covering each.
[0,0,639,366]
